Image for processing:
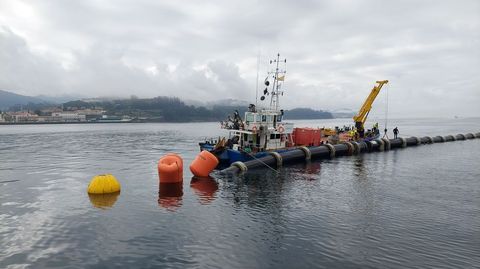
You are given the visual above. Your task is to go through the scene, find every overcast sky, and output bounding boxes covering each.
[0,0,479,117]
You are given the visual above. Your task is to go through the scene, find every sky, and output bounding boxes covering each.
[0,0,479,117]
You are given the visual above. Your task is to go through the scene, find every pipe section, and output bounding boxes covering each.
[220,132,479,174]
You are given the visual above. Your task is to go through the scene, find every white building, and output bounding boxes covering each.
[51,112,86,122]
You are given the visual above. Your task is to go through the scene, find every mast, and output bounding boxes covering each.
[269,53,286,111]
[255,50,260,108]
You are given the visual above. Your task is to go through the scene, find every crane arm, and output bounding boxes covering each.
[353,80,388,128]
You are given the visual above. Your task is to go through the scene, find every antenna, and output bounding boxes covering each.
[258,53,286,110]
[268,53,286,110]
[255,48,260,108]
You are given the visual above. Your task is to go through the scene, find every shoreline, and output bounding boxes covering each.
[0,121,139,125]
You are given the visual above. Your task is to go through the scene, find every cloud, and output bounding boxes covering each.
[0,0,479,117]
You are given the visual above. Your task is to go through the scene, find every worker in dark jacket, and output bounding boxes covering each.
[393,127,399,139]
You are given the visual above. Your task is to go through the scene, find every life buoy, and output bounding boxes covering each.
[277,125,285,133]
[252,126,258,133]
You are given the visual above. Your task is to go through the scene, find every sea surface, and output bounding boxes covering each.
[1,117,479,269]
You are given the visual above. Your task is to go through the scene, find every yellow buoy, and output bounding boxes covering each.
[87,174,121,194]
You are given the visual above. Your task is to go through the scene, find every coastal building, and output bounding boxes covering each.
[51,112,87,122]
[9,112,39,122]
[76,109,104,121]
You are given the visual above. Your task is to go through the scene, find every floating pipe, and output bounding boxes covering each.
[220,132,479,174]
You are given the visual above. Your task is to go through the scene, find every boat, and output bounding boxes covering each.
[199,54,388,168]
[94,115,133,123]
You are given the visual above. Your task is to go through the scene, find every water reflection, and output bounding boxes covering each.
[88,192,120,209]
[353,157,368,180]
[190,176,218,204]
[303,161,321,175]
[158,182,183,211]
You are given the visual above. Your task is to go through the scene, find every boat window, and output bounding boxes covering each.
[262,115,266,122]
[277,115,282,122]
[246,114,254,123]
[269,134,281,140]
[256,114,261,122]
[267,115,273,122]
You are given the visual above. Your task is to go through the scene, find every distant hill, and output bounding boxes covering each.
[1,90,336,121]
[284,108,333,120]
[0,90,46,110]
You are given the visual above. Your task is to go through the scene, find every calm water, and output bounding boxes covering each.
[1,118,479,269]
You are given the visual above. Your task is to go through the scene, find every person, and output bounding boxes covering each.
[393,127,399,139]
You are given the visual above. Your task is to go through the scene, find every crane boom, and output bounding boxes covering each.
[353,80,388,137]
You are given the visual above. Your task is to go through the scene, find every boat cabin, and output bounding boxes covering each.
[225,109,294,153]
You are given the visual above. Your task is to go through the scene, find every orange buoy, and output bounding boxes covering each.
[189,150,219,177]
[158,153,183,183]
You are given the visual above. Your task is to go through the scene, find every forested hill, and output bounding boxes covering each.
[7,96,333,122]
[62,98,334,122]
[63,97,248,122]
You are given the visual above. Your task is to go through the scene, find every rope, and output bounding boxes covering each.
[241,149,279,174]
[383,83,389,139]
[385,83,389,130]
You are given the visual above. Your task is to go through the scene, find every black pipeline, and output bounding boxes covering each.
[220,132,480,174]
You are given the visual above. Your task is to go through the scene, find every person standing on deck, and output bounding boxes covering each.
[393,127,399,139]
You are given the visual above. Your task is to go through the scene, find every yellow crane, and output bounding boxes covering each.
[353,80,389,138]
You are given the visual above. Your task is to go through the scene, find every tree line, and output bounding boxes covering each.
[10,96,333,122]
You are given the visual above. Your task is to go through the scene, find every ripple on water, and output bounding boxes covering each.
[1,122,480,268]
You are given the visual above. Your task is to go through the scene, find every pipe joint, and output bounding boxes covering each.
[445,135,455,141]
[399,137,407,148]
[351,141,361,154]
[324,143,336,158]
[231,161,248,173]
[381,138,391,150]
[298,146,311,161]
[423,136,433,144]
[342,142,354,155]
[412,136,421,145]
[365,141,374,151]
[374,139,385,151]
[269,152,283,167]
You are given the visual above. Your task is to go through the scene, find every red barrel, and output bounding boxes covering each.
[189,150,219,177]
[158,153,183,183]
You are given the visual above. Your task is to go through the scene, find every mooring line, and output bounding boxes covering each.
[242,149,279,174]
